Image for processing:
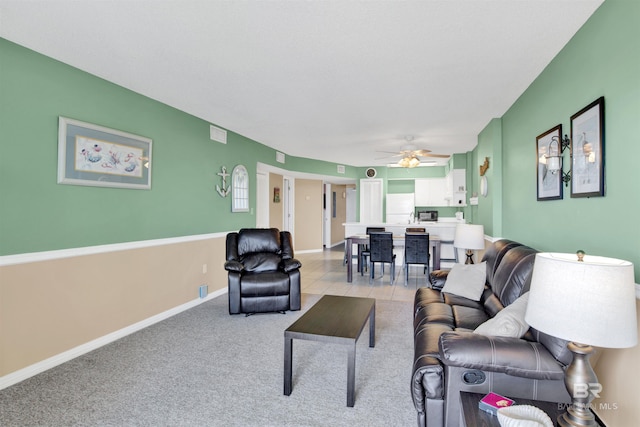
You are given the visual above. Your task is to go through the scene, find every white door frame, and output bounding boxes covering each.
[283,177,294,232]
[323,183,332,247]
[255,172,268,228]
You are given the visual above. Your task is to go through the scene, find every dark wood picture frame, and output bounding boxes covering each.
[536,124,563,201]
[570,97,605,198]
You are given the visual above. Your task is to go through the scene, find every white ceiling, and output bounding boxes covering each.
[0,0,603,167]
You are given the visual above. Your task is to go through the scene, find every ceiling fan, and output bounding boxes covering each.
[377,136,449,168]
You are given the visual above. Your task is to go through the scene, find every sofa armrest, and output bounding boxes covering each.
[281,258,302,272]
[412,355,444,411]
[429,270,449,290]
[438,331,565,381]
[224,260,244,273]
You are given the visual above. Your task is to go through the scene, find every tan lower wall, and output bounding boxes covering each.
[593,298,640,425]
[0,235,228,377]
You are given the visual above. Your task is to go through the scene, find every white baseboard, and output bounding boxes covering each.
[0,288,228,390]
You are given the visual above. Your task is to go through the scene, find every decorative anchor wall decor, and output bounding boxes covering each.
[216,166,230,197]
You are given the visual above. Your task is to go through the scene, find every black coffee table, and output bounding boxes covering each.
[283,295,376,407]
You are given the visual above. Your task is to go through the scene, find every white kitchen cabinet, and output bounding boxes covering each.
[415,178,448,207]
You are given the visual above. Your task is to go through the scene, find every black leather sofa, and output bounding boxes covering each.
[412,239,573,427]
[225,228,301,315]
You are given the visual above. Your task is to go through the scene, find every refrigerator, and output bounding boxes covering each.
[385,193,415,224]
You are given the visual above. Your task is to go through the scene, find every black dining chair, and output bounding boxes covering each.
[368,231,396,284]
[403,232,430,287]
[360,227,385,275]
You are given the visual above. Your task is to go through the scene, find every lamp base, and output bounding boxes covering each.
[464,250,475,264]
[558,342,598,427]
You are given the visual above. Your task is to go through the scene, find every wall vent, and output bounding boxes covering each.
[337,165,346,174]
[210,125,227,144]
[276,151,286,163]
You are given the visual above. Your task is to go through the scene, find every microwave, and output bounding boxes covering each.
[418,211,438,222]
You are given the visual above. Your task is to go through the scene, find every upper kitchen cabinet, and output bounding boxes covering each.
[415,177,448,207]
[446,169,467,206]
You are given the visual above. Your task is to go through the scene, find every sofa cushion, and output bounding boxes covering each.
[529,328,573,366]
[242,252,281,272]
[240,271,289,296]
[443,292,485,309]
[474,292,530,338]
[491,246,537,306]
[481,239,523,284]
[415,303,455,327]
[452,305,489,330]
[415,322,455,358]
[441,262,486,301]
[415,287,445,310]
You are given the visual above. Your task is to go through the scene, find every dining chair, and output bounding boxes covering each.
[360,227,385,275]
[403,232,430,286]
[368,231,396,284]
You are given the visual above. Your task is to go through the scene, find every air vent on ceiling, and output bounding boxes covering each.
[209,125,227,144]
[365,168,377,178]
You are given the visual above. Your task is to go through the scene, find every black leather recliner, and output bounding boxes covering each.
[224,228,302,315]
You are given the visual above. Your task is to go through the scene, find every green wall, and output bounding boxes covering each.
[473,118,503,236]
[0,39,356,256]
[482,0,640,280]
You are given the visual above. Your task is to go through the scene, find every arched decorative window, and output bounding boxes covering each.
[232,165,249,212]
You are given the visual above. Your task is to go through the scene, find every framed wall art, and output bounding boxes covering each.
[57,117,152,189]
[231,164,249,212]
[570,97,604,198]
[536,124,563,201]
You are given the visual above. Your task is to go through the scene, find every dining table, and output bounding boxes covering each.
[345,234,442,283]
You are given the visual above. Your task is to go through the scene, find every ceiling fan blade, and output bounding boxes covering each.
[413,149,432,156]
[422,153,450,158]
[375,154,406,160]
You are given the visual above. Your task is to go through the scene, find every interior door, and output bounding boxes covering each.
[359,179,383,223]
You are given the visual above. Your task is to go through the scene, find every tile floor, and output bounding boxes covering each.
[296,244,431,303]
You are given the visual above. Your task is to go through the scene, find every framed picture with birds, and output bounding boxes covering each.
[57,117,152,190]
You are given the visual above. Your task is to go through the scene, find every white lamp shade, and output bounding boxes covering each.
[525,253,637,349]
[453,224,485,250]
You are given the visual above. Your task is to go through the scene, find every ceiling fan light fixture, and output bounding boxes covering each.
[398,155,420,168]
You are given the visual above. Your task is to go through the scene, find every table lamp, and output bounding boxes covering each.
[525,252,637,427]
[453,224,485,264]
